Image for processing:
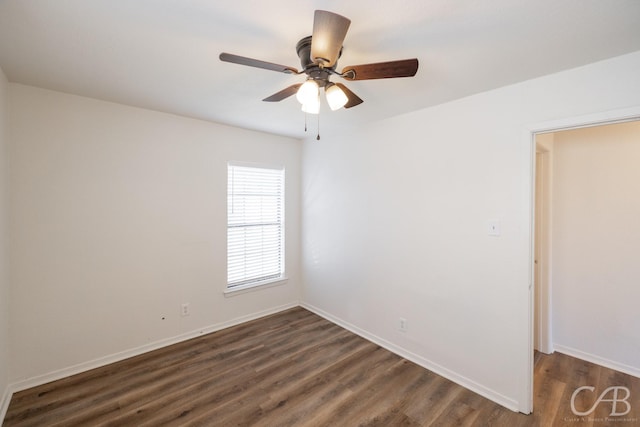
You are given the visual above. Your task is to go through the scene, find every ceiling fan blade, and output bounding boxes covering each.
[219,53,299,74]
[341,58,419,80]
[310,10,351,67]
[334,83,363,109]
[262,84,303,102]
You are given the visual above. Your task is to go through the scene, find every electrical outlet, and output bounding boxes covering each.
[399,317,408,332]
[181,303,190,317]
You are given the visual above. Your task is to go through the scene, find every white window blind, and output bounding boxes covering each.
[227,163,284,289]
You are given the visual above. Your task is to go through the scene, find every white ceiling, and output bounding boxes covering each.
[1,0,640,139]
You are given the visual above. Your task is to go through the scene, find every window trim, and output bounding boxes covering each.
[223,276,288,297]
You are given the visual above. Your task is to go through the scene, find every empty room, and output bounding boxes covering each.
[1,1,640,426]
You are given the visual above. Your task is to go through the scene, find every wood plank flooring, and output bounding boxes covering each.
[4,307,640,426]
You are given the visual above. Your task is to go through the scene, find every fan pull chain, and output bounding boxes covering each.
[316,113,320,140]
[304,113,308,132]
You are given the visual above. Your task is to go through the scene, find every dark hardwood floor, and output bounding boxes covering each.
[4,307,639,426]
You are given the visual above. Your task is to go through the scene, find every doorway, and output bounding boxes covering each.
[524,106,640,413]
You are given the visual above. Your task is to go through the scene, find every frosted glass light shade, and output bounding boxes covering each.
[296,80,319,105]
[301,96,320,114]
[325,84,348,111]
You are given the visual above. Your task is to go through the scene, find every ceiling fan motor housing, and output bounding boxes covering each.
[296,36,341,86]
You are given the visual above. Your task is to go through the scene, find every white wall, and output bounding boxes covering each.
[0,66,10,416]
[551,121,640,375]
[7,84,301,385]
[301,50,640,412]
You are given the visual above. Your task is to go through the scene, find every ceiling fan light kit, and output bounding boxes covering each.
[296,80,347,113]
[219,9,419,129]
[325,83,349,111]
[296,79,319,105]
[300,93,320,115]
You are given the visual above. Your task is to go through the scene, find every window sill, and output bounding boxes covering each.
[223,277,288,297]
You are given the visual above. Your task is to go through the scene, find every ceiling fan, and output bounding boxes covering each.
[219,10,419,114]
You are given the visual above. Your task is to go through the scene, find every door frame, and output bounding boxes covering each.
[521,106,640,414]
[534,145,552,354]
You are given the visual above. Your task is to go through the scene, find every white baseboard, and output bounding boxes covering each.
[8,302,298,395]
[1,384,11,425]
[554,344,640,379]
[300,302,520,412]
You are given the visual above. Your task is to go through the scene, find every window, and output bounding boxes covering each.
[227,163,284,290]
